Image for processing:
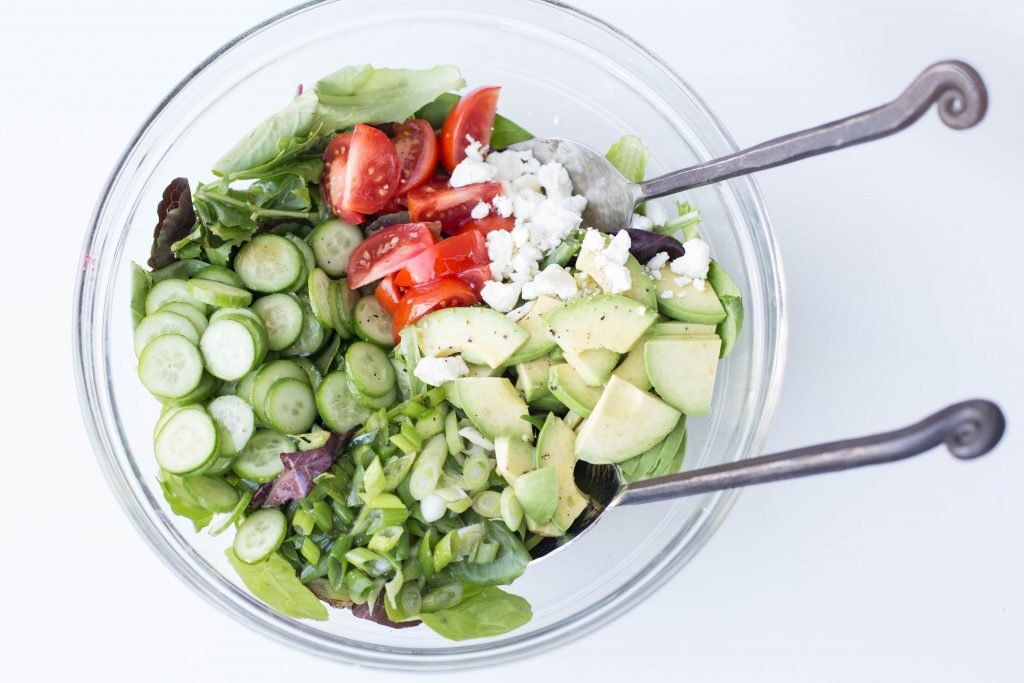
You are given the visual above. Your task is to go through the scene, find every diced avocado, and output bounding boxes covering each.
[611,332,652,390]
[652,267,727,324]
[575,376,681,464]
[417,307,528,368]
[644,335,722,415]
[504,295,560,365]
[535,413,589,532]
[562,347,620,387]
[622,255,657,309]
[707,260,743,358]
[548,364,602,417]
[512,468,558,525]
[495,436,534,483]
[452,377,533,442]
[544,294,657,355]
[515,356,553,402]
[619,415,687,482]
[653,321,717,336]
[465,362,501,377]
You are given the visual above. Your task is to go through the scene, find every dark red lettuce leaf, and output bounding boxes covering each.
[364,211,411,236]
[351,600,421,629]
[250,428,358,509]
[148,178,197,269]
[621,228,685,264]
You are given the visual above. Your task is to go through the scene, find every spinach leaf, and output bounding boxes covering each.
[419,586,532,641]
[415,92,534,149]
[129,263,151,328]
[707,260,744,358]
[449,516,530,586]
[226,549,328,621]
[158,472,213,532]
[605,134,649,183]
[213,93,320,178]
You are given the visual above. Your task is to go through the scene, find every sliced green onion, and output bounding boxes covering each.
[472,490,503,519]
[415,407,447,440]
[444,410,464,456]
[400,400,428,419]
[417,530,435,579]
[368,525,404,554]
[382,453,416,492]
[300,536,321,565]
[397,583,422,617]
[500,486,524,532]
[432,530,458,572]
[421,582,463,613]
[458,426,494,451]
[472,540,499,564]
[425,386,447,406]
[362,457,386,498]
[384,565,404,608]
[409,433,448,500]
[311,500,333,532]
[462,452,494,491]
[345,547,393,577]
[455,523,486,559]
[331,500,354,527]
[344,568,375,603]
[292,508,316,536]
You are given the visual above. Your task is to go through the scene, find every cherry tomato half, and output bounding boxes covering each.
[454,264,492,295]
[321,133,364,225]
[407,182,503,232]
[391,276,480,341]
[440,86,500,172]
[344,124,401,215]
[375,274,403,314]
[392,119,439,195]
[450,214,515,237]
[346,222,436,289]
[393,231,488,288]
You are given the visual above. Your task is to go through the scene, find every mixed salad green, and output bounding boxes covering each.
[131,64,743,640]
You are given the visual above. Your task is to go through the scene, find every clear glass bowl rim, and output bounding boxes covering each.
[73,0,788,670]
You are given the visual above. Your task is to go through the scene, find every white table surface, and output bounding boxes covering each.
[4,0,1021,680]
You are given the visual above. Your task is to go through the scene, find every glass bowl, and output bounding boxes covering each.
[73,0,786,670]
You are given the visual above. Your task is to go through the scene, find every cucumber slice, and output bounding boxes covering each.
[210,306,262,327]
[316,371,372,433]
[234,234,305,293]
[312,334,341,377]
[345,341,396,398]
[154,405,219,475]
[157,372,218,407]
[187,278,253,308]
[310,219,362,277]
[134,311,200,357]
[156,301,208,335]
[251,293,304,351]
[307,269,337,329]
[329,278,358,339]
[349,375,398,410]
[280,297,327,357]
[154,406,184,439]
[233,429,293,483]
[285,234,317,274]
[200,318,260,381]
[208,395,255,454]
[251,360,309,425]
[233,508,288,564]
[194,265,244,288]
[265,378,317,434]
[183,475,240,512]
[145,278,207,315]
[138,334,204,399]
[352,295,395,348]
[202,455,237,476]
[235,366,261,406]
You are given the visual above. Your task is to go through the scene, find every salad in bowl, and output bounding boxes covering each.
[130,64,743,640]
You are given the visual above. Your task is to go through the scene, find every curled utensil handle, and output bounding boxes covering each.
[638,60,988,199]
[615,400,1005,508]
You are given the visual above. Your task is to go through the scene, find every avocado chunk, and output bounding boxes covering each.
[562,347,620,387]
[611,332,652,390]
[706,260,743,358]
[548,363,602,417]
[495,436,534,484]
[417,307,528,368]
[504,295,560,365]
[651,267,727,324]
[645,335,722,415]
[452,377,533,442]
[512,467,559,525]
[622,255,657,309]
[515,355,553,402]
[575,375,681,464]
[544,294,657,355]
[652,321,717,337]
[619,415,687,482]
[535,413,589,532]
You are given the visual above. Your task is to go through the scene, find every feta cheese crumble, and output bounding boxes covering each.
[413,355,469,387]
[505,300,535,322]
[522,264,579,301]
[630,212,654,231]
[669,238,711,286]
[578,228,633,294]
[480,280,522,313]
[470,201,490,220]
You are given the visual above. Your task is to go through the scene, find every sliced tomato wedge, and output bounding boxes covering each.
[450,214,515,237]
[392,119,439,195]
[391,276,480,341]
[407,182,503,232]
[344,124,401,214]
[346,222,436,289]
[440,86,500,172]
[375,274,403,314]
[392,231,488,288]
[321,133,364,225]
[454,264,492,295]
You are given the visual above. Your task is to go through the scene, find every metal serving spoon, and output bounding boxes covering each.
[529,400,1005,561]
[512,60,988,231]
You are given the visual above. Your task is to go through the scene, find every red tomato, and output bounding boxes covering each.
[346,222,436,289]
[391,277,480,341]
[375,274,403,314]
[392,231,488,288]
[407,182,503,232]
[440,86,500,172]
[321,133,364,225]
[344,124,401,214]
[454,264,492,294]
[450,214,515,237]
[392,119,439,195]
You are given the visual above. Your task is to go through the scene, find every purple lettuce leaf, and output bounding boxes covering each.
[250,427,358,509]
[622,228,685,264]
[148,178,197,269]
[351,600,421,629]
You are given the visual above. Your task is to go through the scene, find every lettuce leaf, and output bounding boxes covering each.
[605,134,649,183]
[419,586,531,641]
[213,93,320,178]
[158,472,213,532]
[148,178,197,269]
[226,549,328,621]
[251,428,357,508]
[129,264,151,329]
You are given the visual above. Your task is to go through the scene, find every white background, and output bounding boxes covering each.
[2,0,1021,680]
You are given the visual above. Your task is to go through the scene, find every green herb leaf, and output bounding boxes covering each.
[707,260,744,358]
[415,92,534,149]
[225,549,329,621]
[605,134,649,183]
[419,586,532,641]
[213,93,320,177]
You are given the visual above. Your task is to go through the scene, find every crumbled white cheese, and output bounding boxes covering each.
[480,280,522,312]
[670,238,711,281]
[470,201,490,220]
[537,162,574,200]
[464,136,486,162]
[644,201,668,227]
[645,251,670,271]
[506,301,535,322]
[449,159,495,188]
[631,213,654,231]
[673,276,693,287]
[486,230,514,280]
[522,264,579,301]
[414,355,470,387]
[492,194,514,217]
[579,228,632,294]
[660,290,674,299]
